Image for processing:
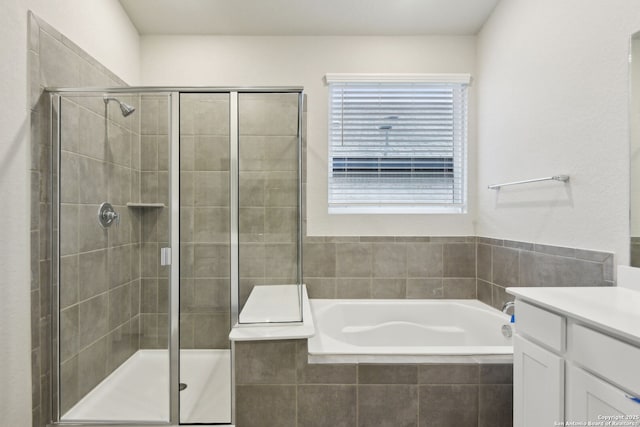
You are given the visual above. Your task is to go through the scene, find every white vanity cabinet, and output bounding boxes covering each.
[509,289,640,427]
[567,365,640,423]
[513,334,564,426]
[513,300,566,427]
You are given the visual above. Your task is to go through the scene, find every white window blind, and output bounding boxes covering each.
[327,77,469,214]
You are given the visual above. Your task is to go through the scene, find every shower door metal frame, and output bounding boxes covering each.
[47,86,304,427]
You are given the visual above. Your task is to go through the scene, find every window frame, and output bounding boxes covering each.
[325,73,471,215]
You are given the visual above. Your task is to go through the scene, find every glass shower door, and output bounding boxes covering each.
[237,92,303,323]
[55,92,172,423]
[178,93,232,424]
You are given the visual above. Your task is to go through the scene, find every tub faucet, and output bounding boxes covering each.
[502,301,515,315]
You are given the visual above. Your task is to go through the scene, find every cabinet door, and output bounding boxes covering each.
[514,335,565,427]
[567,365,640,423]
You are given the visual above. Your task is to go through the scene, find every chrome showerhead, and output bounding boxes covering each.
[103,96,136,117]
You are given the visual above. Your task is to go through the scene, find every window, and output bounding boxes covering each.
[326,74,470,214]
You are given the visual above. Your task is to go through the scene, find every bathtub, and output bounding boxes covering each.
[308,299,513,363]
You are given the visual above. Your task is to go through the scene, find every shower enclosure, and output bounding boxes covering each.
[49,88,304,425]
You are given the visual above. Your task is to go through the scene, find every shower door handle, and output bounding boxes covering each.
[161,247,172,266]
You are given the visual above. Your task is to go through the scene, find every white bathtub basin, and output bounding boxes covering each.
[308,299,513,363]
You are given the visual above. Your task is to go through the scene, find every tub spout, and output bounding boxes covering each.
[502,301,515,315]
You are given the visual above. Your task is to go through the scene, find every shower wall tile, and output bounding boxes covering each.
[77,337,108,398]
[193,313,231,349]
[139,314,162,349]
[137,94,169,349]
[60,357,78,415]
[59,255,78,309]
[60,152,79,203]
[77,205,108,252]
[31,15,142,423]
[59,306,78,363]
[78,294,109,348]
[180,93,230,136]
[238,93,299,136]
[195,136,229,171]
[39,30,81,88]
[178,93,231,350]
[78,249,108,300]
[106,122,132,167]
[108,284,132,329]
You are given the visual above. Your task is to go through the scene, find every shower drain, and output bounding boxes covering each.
[179,383,187,391]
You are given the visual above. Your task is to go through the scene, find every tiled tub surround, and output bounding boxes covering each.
[476,237,614,311]
[235,339,513,427]
[302,236,614,308]
[302,236,478,301]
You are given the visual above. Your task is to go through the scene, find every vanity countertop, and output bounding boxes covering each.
[506,286,640,345]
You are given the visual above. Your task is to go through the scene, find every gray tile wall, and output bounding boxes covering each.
[179,93,231,349]
[476,237,614,311]
[28,12,136,426]
[302,236,478,300]
[57,94,143,415]
[138,94,171,349]
[235,340,513,427]
[301,236,614,304]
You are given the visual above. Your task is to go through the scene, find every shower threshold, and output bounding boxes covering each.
[61,349,231,424]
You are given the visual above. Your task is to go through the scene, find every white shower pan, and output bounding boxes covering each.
[62,349,231,424]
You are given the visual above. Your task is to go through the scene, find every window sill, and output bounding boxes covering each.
[328,205,466,215]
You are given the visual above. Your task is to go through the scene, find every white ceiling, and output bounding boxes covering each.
[119,0,500,36]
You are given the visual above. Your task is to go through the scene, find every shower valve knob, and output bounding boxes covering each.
[98,202,120,228]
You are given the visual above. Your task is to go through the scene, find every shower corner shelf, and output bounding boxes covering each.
[126,202,166,208]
